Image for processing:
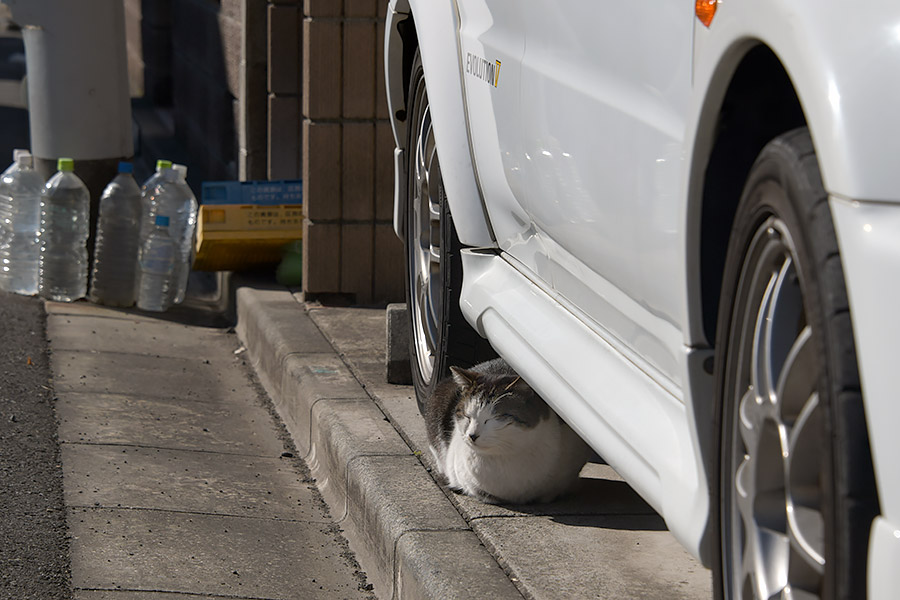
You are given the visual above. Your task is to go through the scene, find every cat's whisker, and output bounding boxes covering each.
[491,392,513,405]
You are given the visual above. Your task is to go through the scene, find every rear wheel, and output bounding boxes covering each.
[714,128,878,599]
[405,50,495,411]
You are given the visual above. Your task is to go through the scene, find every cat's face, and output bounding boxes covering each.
[450,367,549,453]
[455,397,518,451]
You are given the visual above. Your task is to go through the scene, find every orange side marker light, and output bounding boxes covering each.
[696,0,718,28]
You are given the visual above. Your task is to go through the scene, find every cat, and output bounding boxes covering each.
[424,357,592,504]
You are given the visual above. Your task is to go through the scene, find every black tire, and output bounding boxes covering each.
[404,50,495,412]
[713,128,878,599]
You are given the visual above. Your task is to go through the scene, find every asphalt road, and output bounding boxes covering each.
[0,17,75,599]
[0,290,72,599]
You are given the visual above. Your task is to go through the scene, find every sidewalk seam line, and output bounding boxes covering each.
[72,585,274,599]
[52,389,259,407]
[66,504,329,524]
[60,440,277,459]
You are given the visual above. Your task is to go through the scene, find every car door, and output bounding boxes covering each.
[518,1,694,389]
[456,0,554,282]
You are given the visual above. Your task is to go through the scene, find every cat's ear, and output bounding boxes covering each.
[450,366,478,389]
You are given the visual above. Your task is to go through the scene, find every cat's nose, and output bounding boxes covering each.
[468,433,479,443]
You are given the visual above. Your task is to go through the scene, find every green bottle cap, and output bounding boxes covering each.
[156,159,172,170]
[58,158,74,172]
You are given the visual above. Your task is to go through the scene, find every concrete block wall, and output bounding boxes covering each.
[122,0,404,304]
[302,0,404,305]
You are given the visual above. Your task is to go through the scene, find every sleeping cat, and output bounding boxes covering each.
[424,358,591,504]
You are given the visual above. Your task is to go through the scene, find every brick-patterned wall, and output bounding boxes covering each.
[302,0,403,305]
[124,0,402,302]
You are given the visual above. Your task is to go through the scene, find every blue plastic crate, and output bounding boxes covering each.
[201,180,302,206]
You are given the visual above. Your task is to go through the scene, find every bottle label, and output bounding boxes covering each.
[141,245,174,275]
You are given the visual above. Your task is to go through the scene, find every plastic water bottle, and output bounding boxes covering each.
[0,149,30,249]
[140,159,173,195]
[168,164,197,304]
[140,164,197,306]
[138,159,172,239]
[136,215,176,312]
[0,150,44,295]
[88,162,142,306]
[38,158,90,302]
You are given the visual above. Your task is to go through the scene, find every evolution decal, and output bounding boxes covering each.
[466,52,501,87]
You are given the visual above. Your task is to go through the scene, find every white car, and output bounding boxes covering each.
[384,1,899,598]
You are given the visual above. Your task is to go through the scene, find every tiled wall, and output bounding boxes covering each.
[302,0,403,304]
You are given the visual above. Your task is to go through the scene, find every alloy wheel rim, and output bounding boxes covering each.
[725,215,826,600]
[409,90,442,383]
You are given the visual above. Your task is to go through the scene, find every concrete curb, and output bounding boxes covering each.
[234,285,523,599]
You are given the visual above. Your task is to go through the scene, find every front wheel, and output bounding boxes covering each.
[404,50,495,411]
[713,128,878,599]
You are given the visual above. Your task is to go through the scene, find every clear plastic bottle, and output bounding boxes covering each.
[0,150,44,295]
[140,159,173,196]
[134,159,173,299]
[0,149,31,250]
[168,164,197,304]
[136,215,175,312]
[88,162,142,306]
[140,165,197,306]
[138,159,172,240]
[38,158,90,302]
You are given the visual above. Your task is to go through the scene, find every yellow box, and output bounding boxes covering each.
[193,204,303,272]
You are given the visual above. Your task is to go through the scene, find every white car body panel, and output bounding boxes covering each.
[831,198,900,533]
[689,0,900,205]
[684,1,900,343]
[516,0,692,388]
[385,0,494,247]
[832,197,900,600]
[868,517,900,600]
[456,1,553,284]
[386,0,900,584]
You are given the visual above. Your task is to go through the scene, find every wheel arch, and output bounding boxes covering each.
[685,33,885,572]
[691,44,807,350]
[385,0,494,247]
[683,44,807,564]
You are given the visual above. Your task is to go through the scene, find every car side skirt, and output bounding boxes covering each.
[459,248,710,562]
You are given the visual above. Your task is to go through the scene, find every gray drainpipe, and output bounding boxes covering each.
[3,0,133,263]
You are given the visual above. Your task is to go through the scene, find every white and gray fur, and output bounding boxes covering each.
[424,358,591,504]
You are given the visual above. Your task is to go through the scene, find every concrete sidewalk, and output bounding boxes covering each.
[46,297,375,599]
[234,282,712,599]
